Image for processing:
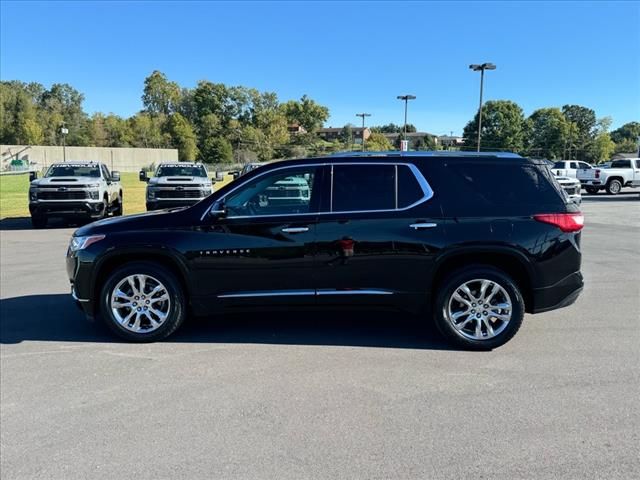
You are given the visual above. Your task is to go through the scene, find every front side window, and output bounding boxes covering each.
[570,162,578,169]
[45,164,100,178]
[553,162,564,169]
[635,160,640,169]
[224,167,317,217]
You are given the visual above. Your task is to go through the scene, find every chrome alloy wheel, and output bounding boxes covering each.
[109,274,171,333]
[446,278,512,341]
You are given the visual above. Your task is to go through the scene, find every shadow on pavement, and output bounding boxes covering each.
[581,191,640,202]
[0,217,85,231]
[0,294,454,351]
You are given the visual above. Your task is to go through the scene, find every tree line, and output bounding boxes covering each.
[461,101,639,163]
[1,72,638,164]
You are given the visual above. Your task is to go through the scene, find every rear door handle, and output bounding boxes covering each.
[409,223,437,230]
[282,227,309,234]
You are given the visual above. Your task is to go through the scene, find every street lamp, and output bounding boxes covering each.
[355,113,371,151]
[396,95,416,147]
[60,122,69,161]
[469,63,496,152]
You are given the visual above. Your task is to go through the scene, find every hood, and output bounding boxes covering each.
[73,207,195,236]
[149,176,211,186]
[31,177,101,187]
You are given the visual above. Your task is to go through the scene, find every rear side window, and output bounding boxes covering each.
[397,165,424,208]
[441,162,565,216]
[332,165,395,211]
[611,160,631,168]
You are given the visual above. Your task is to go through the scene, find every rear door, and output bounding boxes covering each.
[313,162,446,310]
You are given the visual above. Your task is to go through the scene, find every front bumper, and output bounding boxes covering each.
[531,271,584,313]
[30,200,105,218]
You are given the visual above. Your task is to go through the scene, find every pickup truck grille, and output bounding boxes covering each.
[156,190,203,199]
[38,190,89,200]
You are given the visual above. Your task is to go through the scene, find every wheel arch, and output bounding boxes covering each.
[432,248,534,313]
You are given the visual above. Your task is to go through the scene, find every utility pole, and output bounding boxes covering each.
[469,63,496,152]
[396,95,416,151]
[60,121,69,161]
[355,113,371,151]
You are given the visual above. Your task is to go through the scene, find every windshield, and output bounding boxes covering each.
[156,165,207,177]
[45,164,101,178]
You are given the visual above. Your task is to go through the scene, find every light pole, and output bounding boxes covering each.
[60,122,69,161]
[469,63,496,152]
[396,95,416,146]
[355,113,371,151]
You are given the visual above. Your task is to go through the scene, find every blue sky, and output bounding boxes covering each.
[1,1,639,135]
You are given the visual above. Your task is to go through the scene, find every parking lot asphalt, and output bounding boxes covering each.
[1,193,639,480]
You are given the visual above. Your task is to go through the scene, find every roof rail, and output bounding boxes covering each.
[329,150,523,159]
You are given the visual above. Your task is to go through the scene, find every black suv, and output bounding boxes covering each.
[67,152,584,349]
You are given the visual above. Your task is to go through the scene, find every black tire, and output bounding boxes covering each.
[606,179,622,195]
[585,186,599,195]
[99,262,186,342]
[31,215,47,229]
[433,266,525,350]
[113,193,123,216]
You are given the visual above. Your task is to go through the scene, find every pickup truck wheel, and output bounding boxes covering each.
[433,266,524,350]
[606,179,622,195]
[31,215,47,229]
[113,193,123,216]
[99,262,186,342]
[585,186,599,195]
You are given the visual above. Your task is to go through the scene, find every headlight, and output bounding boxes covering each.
[147,189,156,199]
[89,190,100,200]
[86,183,100,188]
[69,234,105,252]
[29,190,37,201]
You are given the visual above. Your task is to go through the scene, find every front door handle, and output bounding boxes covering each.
[409,223,437,230]
[282,227,309,234]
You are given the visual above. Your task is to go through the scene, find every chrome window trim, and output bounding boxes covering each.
[217,289,394,299]
[202,161,434,221]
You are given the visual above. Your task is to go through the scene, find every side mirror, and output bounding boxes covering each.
[215,171,224,182]
[230,170,240,180]
[111,171,121,182]
[29,171,38,182]
[209,201,227,218]
[139,170,148,182]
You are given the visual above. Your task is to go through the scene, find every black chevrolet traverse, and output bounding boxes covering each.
[67,152,584,349]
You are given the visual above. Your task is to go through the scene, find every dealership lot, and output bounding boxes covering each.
[1,194,639,479]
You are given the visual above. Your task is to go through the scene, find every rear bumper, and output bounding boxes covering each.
[531,271,584,313]
[30,201,105,218]
[580,180,602,187]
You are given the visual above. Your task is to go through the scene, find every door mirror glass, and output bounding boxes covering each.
[209,200,227,218]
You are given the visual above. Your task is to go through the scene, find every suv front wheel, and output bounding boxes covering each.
[434,266,525,350]
[99,262,186,342]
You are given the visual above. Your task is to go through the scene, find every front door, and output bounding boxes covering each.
[313,163,446,311]
[190,165,322,311]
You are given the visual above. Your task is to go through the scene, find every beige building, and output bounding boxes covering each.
[1,145,179,173]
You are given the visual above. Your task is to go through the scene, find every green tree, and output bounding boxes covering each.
[527,108,571,159]
[561,105,596,160]
[339,124,354,148]
[281,95,329,132]
[462,100,526,152]
[129,113,168,148]
[365,132,394,151]
[610,121,640,144]
[200,137,233,163]
[166,113,198,160]
[142,71,181,116]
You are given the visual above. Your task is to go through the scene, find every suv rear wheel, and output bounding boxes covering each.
[434,266,524,350]
[99,262,186,342]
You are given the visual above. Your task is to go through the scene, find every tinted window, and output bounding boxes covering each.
[611,160,631,168]
[397,165,424,208]
[224,167,316,217]
[570,162,578,169]
[441,162,564,216]
[553,162,565,169]
[579,162,591,169]
[636,160,640,169]
[332,165,395,212]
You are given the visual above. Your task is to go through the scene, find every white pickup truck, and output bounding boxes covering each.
[577,158,640,194]
[552,160,593,178]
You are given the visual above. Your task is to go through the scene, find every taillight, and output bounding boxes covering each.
[595,169,600,179]
[533,213,584,232]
